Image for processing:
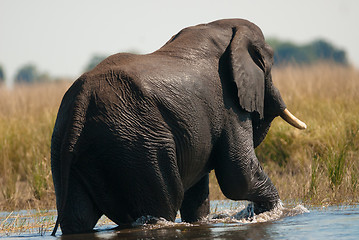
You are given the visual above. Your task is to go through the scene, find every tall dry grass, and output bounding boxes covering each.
[0,64,358,210]
[0,82,71,210]
[256,63,359,205]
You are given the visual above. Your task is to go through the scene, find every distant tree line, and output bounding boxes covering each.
[267,38,348,66]
[0,64,51,85]
[0,39,349,85]
[14,64,51,84]
[83,41,348,72]
[84,55,108,72]
[0,65,5,84]
[84,50,138,72]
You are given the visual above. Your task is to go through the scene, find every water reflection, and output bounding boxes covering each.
[60,222,275,240]
[59,202,283,240]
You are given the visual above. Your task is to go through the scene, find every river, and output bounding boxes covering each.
[1,200,358,239]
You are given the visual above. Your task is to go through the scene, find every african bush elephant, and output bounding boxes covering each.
[51,18,306,235]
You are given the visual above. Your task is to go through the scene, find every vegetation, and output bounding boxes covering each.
[0,82,70,210]
[14,64,52,84]
[0,64,358,212]
[257,63,359,205]
[267,38,348,66]
[0,65,5,83]
[0,210,55,236]
[84,54,108,72]
[0,210,113,236]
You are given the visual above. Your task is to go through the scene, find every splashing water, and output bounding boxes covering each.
[203,200,309,225]
[128,200,310,229]
[98,200,312,240]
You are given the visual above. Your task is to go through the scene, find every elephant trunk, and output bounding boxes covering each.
[280,108,307,130]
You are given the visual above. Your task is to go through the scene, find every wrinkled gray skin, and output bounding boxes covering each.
[51,19,287,235]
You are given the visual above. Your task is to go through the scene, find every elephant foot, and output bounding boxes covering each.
[253,200,282,215]
[246,202,255,220]
[233,202,254,220]
[131,215,165,227]
[233,200,282,221]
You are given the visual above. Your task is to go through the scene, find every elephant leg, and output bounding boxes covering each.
[113,143,185,224]
[180,174,210,222]
[215,117,279,214]
[59,170,102,234]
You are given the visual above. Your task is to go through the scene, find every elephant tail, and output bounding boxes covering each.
[51,79,91,236]
[51,152,76,236]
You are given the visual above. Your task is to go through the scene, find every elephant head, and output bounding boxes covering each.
[225,22,306,146]
[205,20,307,212]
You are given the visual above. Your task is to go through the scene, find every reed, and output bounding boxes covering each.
[0,210,56,236]
[0,63,358,211]
[0,209,114,236]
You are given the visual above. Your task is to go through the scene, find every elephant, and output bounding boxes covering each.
[51,18,306,235]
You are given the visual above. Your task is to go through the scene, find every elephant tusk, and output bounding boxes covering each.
[280,108,307,130]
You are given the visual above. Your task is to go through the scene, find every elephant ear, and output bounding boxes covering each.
[229,26,270,119]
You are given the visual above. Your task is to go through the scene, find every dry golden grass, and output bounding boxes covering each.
[257,63,359,205]
[0,210,55,236]
[0,209,113,236]
[0,64,358,212]
[0,82,71,210]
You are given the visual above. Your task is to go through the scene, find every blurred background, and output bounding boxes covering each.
[0,0,358,86]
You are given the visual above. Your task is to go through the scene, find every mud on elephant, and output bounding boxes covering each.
[51,18,306,235]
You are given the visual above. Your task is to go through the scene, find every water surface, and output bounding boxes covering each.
[1,201,358,239]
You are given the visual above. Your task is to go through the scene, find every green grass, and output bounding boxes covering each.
[0,63,358,210]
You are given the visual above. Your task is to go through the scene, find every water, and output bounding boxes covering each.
[1,201,358,239]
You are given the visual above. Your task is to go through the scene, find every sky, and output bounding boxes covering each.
[1,0,358,85]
